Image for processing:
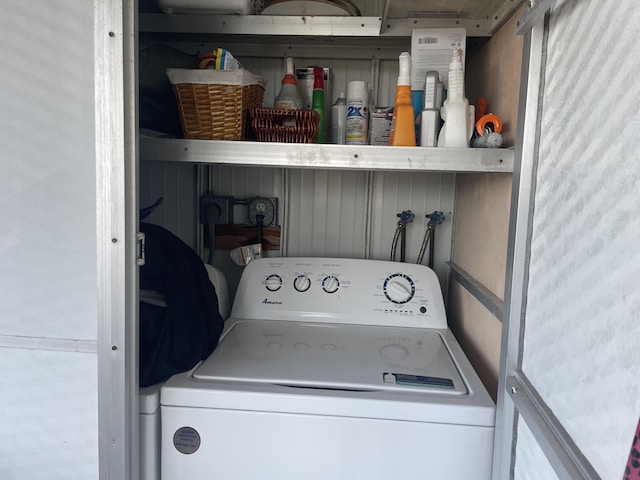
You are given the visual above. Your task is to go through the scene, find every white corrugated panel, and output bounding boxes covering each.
[205,164,285,222]
[514,416,560,480]
[369,171,455,285]
[0,1,97,341]
[139,161,199,248]
[0,348,98,479]
[520,0,640,477]
[284,169,370,258]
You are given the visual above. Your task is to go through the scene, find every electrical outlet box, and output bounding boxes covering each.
[200,195,234,225]
[247,197,278,227]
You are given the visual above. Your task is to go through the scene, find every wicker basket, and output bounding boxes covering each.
[250,108,320,143]
[167,68,266,140]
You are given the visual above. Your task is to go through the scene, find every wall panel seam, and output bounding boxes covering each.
[0,335,98,353]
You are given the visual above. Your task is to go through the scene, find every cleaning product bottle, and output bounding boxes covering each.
[274,57,303,110]
[346,81,369,145]
[331,92,347,144]
[389,52,416,146]
[420,71,441,147]
[311,66,326,143]
[437,48,475,148]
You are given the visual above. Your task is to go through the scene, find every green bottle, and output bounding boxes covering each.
[312,66,326,144]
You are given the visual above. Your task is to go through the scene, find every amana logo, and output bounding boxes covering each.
[262,298,283,305]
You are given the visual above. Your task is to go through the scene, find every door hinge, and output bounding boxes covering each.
[136,232,146,266]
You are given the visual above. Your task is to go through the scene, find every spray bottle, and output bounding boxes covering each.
[437,48,475,148]
[312,66,326,143]
[274,57,303,110]
[389,52,416,146]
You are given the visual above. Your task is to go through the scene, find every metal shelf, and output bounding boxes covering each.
[139,137,514,173]
[140,13,385,37]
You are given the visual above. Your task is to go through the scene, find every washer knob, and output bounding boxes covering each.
[383,274,415,304]
[264,274,282,292]
[293,274,311,292]
[322,275,340,294]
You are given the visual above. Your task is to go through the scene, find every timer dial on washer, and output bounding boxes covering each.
[322,275,340,294]
[383,273,415,304]
[293,274,311,292]
[264,274,283,292]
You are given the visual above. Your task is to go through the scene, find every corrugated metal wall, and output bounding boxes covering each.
[515,0,640,477]
[186,165,454,298]
[139,161,199,247]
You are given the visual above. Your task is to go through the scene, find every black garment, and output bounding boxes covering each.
[139,222,224,387]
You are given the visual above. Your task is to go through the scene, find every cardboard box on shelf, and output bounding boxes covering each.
[369,107,394,146]
[411,28,466,91]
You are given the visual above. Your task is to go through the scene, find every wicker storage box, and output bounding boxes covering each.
[250,108,320,143]
[167,68,266,140]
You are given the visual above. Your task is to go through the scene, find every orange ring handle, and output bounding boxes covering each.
[475,113,503,136]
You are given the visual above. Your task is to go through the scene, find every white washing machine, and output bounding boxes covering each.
[161,257,495,480]
[139,263,230,480]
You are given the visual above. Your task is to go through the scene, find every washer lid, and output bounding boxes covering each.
[193,320,467,395]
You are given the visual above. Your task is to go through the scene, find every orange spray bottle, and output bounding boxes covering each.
[389,52,416,146]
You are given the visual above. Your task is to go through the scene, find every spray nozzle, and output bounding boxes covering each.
[281,57,297,85]
[450,48,463,70]
[313,66,324,89]
[285,57,295,74]
[398,52,411,86]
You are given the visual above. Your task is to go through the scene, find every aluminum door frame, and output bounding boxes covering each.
[492,2,600,479]
[95,0,140,479]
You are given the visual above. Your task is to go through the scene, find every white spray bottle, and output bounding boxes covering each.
[437,48,475,148]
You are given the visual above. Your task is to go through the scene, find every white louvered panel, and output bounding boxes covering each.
[139,160,199,248]
[521,0,640,478]
[0,348,98,479]
[284,169,369,258]
[514,417,560,480]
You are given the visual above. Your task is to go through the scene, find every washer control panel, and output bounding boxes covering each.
[231,257,447,329]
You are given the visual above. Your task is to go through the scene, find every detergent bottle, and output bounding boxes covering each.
[274,57,303,110]
[389,52,416,146]
[437,48,475,148]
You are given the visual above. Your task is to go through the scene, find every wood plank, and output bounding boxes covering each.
[204,224,281,251]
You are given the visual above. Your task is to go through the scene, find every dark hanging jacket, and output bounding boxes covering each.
[139,222,224,387]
